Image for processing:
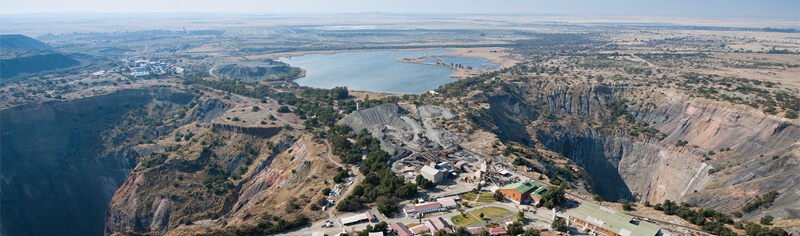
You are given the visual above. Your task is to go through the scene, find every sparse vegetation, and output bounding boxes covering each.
[741,191,779,213]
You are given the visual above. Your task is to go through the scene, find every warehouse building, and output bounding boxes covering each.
[496,181,548,206]
[568,202,661,236]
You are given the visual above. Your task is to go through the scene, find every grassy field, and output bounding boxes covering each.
[477,192,497,202]
[459,192,478,201]
[473,207,511,219]
[459,191,497,202]
[451,213,481,226]
[450,207,512,227]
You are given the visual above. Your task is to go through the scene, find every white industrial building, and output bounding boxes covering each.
[340,212,377,226]
[403,202,443,217]
[420,165,445,183]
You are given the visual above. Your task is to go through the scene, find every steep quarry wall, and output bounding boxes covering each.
[0,89,194,236]
[488,82,800,219]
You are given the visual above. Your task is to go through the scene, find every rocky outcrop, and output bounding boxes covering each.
[0,89,193,236]
[189,98,231,124]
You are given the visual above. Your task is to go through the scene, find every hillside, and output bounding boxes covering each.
[0,53,80,79]
[0,34,56,51]
[212,59,301,82]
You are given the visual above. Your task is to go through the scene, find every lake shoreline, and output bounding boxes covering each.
[243,46,518,80]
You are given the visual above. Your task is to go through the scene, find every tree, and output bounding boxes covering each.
[373,221,388,233]
[760,215,773,225]
[593,194,603,201]
[252,106,260,112]
[479,212,485,219]
[277,106,291,113]
[416,175,435,189]
[552,216,567,232]
[541,188,566,208]
[322,188,331,195]
[619,199,631,211]
[494,191,504,201]
[746,222,762,236]
[513,157,526,166]
[508,222,525,235]
[455,227,470,236]
[516,211,525,222]
[623,202,632,211]
[330,86,349,100]
[522,229,541,236]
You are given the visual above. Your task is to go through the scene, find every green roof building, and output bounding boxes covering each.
[568,202,661,236]
[497,181,548,205]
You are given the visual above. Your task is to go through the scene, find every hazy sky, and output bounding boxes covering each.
[2,0,799,19]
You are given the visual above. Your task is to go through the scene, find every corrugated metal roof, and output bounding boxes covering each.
[569,202,660,236]
[391,223,413,236]
[468,227,484,234]
[531,185,548,199]
[340,213,370,225]
[421,165,441,176]
[410,224,429,234]
[488,227,507,235]
[499,181,544,196]
[413,202,442,212]
[437,197,458,208]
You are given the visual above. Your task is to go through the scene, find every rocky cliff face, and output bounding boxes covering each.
[0,89,194,236]
[482,81,800,219]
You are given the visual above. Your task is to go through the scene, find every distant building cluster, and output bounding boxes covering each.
[126,59,181,77]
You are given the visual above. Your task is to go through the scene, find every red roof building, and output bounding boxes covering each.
[410,224,430,234]
[403,202,443,216]
[488,227,508,236]
[424,217,453,233]
[467,227,485,235]
[390,222,413,236]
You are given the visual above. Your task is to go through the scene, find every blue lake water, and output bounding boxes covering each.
[434,56,501,70]
[279,50,456,94]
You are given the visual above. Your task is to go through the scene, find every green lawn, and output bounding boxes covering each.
[451,207,512,227]
[472,207,511,219]
[477,192,497,202]
[451,213,481,226]
[459,192,478,201]
[406,223,421,228]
